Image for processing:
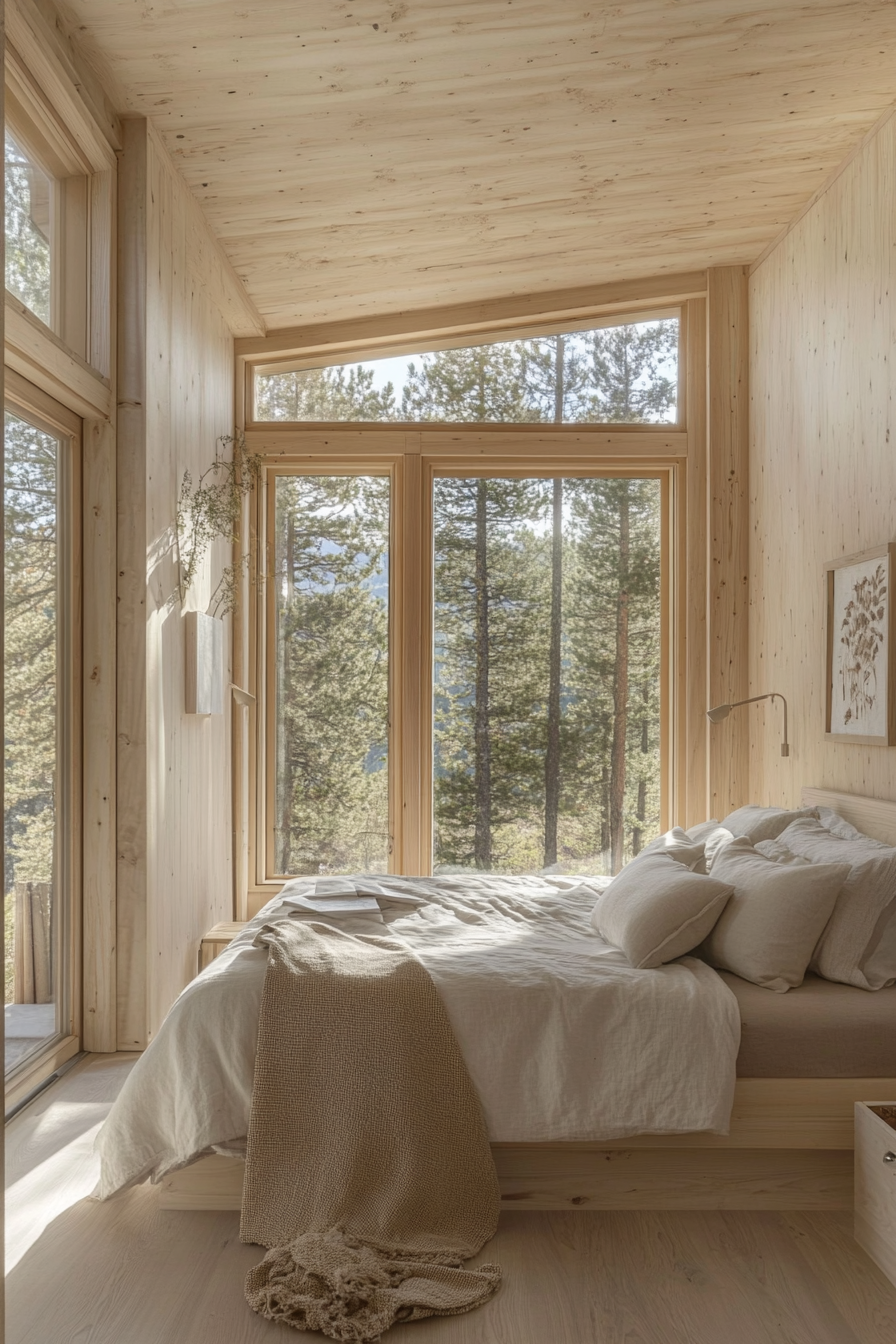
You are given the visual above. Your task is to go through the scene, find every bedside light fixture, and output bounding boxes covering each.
[706,693,790,757]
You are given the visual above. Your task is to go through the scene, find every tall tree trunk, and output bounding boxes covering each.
[609,485,630,873]
[544,335,564,867]
[632,684,649,856]
[600,763,610,858]
[473,479,492,869]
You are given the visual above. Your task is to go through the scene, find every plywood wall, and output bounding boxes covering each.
[749,110,896,805]
[117,119,241,1047]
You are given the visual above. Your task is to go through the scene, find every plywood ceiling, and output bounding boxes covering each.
[59,0,896,331]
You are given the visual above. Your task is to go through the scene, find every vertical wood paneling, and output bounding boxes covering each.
[749,112,896,805]
[117,119,234,1047]
[116,117,148,1050]
[82,417,117,1051]
[707,267,750,817]
[144,124,234,1040]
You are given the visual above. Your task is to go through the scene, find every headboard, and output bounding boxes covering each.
[801,787,896,847]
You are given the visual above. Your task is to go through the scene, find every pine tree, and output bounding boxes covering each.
[273,475,390,875]
[584,320,678,423]
[433,475,548,870]
[4,413,59,1000]
[4,133,52,324]
[401,344,539,422]
[256,365,397,421]
[259,320,674,877]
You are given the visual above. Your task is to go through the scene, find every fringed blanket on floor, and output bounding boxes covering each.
[240,920,502,1341]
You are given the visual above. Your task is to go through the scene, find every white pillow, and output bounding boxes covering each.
[703,838,849,992]
[720,805,819,845]
[686,820,721,843]
[638,827,705,870]
[773,816,896,990]
[592,853,733,969]
[693,827,736,870]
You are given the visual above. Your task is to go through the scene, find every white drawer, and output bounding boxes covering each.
[855,1101,896,1287]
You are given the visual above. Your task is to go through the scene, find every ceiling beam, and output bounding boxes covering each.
[235,270,708,365]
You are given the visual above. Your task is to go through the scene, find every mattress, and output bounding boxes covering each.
[723,971,896,1078]
[95,875,742,1196]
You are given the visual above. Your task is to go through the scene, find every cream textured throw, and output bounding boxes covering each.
[240,919,502,1340]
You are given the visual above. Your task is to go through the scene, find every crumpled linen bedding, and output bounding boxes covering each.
[95,874,740,1199]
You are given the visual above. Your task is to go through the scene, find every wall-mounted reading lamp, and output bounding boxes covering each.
[706,693,790,757]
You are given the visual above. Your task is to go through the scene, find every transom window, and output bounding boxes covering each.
[253,316,679,425]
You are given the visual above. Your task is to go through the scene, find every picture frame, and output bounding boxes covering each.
[824,542,896,745]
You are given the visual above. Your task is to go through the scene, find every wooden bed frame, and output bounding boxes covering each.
[160,788,896,1212]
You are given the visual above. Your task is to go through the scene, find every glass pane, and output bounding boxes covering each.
[4,132,53,326]
[433,476,662,877]
[4,412,60,1073]
[273,476,390,875]
[255,319,679,425]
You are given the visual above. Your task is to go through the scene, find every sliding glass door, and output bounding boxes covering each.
[4,387,80,1084]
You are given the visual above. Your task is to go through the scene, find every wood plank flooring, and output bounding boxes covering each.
[7,1054,896,1344]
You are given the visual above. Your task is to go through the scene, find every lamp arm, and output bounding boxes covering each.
[727,692,789,756]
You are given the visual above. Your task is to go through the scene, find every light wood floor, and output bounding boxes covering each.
[7,1054,896,1344]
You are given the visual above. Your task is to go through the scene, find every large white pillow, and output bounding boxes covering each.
[719,805,819,845]
[687,822,737,872]
[772,816,896,990]
[592,853,733,969]
[703,838,849,992]
[685,820,720,842]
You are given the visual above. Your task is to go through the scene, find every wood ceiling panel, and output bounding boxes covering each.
[58,0,896,329]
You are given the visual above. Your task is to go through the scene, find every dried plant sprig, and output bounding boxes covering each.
[176,430,261,614]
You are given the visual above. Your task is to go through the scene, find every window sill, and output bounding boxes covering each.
[4,295,112,420]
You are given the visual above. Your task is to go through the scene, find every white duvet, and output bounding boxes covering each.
[95,875,741,1198]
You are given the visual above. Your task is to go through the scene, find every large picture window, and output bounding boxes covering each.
[247,310,684,895]
[260,460,670,885]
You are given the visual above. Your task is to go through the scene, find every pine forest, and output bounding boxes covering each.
[266,321,674,878]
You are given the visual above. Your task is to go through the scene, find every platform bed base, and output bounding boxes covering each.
[161,1148,853,1213]
[159,1078,892,1212]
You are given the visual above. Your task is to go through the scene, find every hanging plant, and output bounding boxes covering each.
[175,429,261,616]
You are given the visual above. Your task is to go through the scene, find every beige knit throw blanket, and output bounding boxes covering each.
[240,919,502,1342]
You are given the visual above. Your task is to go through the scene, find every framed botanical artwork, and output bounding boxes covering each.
[824,543,896,745]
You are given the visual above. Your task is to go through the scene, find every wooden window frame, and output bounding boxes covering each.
[4,35,115,419]
[234,294,712,917]
[242,427,684,910]
[4,368,83,1110]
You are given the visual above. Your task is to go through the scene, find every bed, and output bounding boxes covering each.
[104,788,896,1212]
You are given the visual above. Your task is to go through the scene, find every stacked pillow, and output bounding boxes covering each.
[719,804,820,844]
[701,838,848,992]
[591,803,867,992]
[756,814,896,990]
